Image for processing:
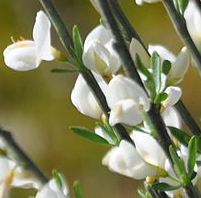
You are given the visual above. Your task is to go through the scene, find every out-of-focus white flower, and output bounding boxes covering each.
[71,73,107,119]
[135,0,160,6]
[148,45,189,85]
[131,131,166,168]
[83,25,121,77]
[162,86,182,108]
[3,11,55,71]
[106,75,150,126]
[184,0,201,50]
[0,156,41,198]
[35,179,70,198]
[102,140,157,179]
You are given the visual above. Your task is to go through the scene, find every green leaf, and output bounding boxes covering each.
[138,189,151,198]
[151,51,162,93]
[72,25,83,63]
[135,54,156,99]
[52,169,63,189]
[154,92,168,104]
[70,126,109,145]
[187,136,197,176]
[51,68,78,73]
[169,145,188,183]
[96,121,119,145]
[162,60,171,75]
[152,182,181,191]
[168,126,191,147]
[178,0,189,15]
[74,180,84,198]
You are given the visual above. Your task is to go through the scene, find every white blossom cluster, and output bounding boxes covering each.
[2,0,201,197]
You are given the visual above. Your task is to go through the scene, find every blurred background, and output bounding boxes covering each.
[0,0,200,198]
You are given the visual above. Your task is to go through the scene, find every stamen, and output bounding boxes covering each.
[10,36,15,43]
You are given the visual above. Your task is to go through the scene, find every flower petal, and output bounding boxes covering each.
[109,99,143,126]
[106,75,150,110]
[162,86,182,108]
[3,40,40,71]
[33,11,54,60]
[102,140,156,179]
[131,131,166,167]
[130,38,150,67]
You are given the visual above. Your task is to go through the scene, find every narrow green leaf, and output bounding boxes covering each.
[52,169,63,188]
[154,92,168,104]
[136,54,153,80]
[138,189,151,198]
[152,182,181,191]
[96,121,119,145]
[162,60,171,75]
[151,52,162,93]
[70,126,109,145]
[74,180,84,198]
[178,0,189,15]
[135,54,156,99]
[187,136,197,175]
[168,126,191,147]
[51,68,78,73]
[72,25,83,62]
[169,145,187,179]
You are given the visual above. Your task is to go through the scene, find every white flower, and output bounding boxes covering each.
[162,86,182,108]
[3,11,54,71]
[131,131,166,168]
[106,75,150,126]
[184,0,201,50]
[129,38,150,67]
[35,179,70,198]
[83,25,121,77]
[148,45,189,85]
[135,0,160,6]
[71,73,107,119]
[0,156,40,198]
[102,140,157,179]
[162,107,181,129]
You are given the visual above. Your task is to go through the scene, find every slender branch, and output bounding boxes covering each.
[0,128,48,184]
[162,0,201,74]
[96,1,201,197]
[81,70,134,144]
[175,100,201,135]
[109,0,148,53]
[38,0,134,145]
[38,0,74,56]
[96,0,174,159]
[96,0,147,91]
[109,0,201,137]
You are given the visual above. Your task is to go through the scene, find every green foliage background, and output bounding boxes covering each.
[0,0,200,198]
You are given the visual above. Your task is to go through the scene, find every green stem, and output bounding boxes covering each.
[162,0,201,74]
[0,128,48,184]
[175,100,201,135]
[38,0,134,145]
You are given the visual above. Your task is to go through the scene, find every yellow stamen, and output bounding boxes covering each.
[146,176,155,183]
